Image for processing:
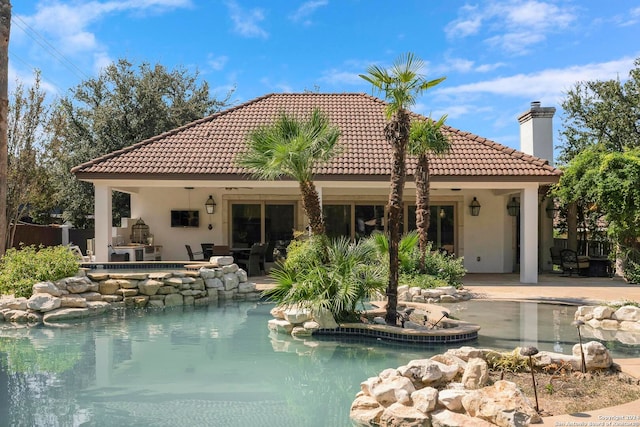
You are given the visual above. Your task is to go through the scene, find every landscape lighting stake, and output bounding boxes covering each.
[520,346,540,413]
[572,320,587,373]
[431,311,449,328]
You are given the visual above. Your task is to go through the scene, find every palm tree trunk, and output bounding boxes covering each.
[0,0,9,256]
[299,180,325,236]
[415,154,430,272]
[384,109,410,325]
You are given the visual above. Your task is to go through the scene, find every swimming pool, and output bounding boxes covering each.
[0,300,638,426]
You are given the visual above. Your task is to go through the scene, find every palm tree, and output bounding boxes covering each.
[408,115,451,272]
[236,107,340,236]
[360,52,445,325]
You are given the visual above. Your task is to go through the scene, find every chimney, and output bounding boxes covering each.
[518,101,556,166]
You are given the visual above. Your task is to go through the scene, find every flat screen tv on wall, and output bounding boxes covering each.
[171,210,199,228]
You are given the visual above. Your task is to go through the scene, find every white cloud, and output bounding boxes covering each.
[319,68,363,86]
[445,1,577,54]
[445,4,482,38]
[259,77,293,93]
[207,54,229,71]
[289,0,328,25]
[226,1,269,39]
[429,57,505,75]
[435,57,638,103]
[613,6,640,27]
[14,0,192,82]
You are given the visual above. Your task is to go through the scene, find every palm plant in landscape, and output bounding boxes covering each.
[408,116,451,272]
[236,108,341,236]
[360,52,446,325]
[264,236,386,322]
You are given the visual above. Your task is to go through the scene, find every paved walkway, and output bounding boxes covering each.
[253,272,640,423]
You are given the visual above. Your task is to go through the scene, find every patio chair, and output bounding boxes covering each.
[185,245,205,261]
[201,243,215,259]
[550,246,563,271]
[559,249,590,277]
[236,243,266,276]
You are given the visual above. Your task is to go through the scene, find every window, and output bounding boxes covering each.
[231,203,295,248]
[407,204,455,253]
[323,204,351,239]
[323,203,385,239]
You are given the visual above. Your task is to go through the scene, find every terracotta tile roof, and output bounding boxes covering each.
[72,93,561,182]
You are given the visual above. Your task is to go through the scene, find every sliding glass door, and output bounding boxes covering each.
[407,205,456,254]
[231,203,295,248]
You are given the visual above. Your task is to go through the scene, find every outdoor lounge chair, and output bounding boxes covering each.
[236,243,266,276]
[559,249,590,277]
[185,244,205,261]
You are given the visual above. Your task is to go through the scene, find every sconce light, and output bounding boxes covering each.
[545,199,559,219]
[507,197,520,217]
[205,195,216,214]
[205,195,216,230]
[469,197,481,216]
[439,208,446,218]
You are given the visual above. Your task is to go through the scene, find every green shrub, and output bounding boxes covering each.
[400,273,449,289]
[364,232,466,287]
[0,245,79,298]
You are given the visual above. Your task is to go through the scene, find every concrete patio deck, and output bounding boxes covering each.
[253,272,640,422]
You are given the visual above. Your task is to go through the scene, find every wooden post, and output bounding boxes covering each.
[0,0,11,256]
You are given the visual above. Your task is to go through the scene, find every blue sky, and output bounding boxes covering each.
[9,0,640,157]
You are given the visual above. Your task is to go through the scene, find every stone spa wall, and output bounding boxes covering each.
[0,256,260,326]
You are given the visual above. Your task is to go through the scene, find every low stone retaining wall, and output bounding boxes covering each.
[574,304,640,344]
[375,285,472,304]
[0,256,261,326]
[350,342,614,427]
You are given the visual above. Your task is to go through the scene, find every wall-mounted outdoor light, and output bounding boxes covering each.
[205,195,216,230]
[469,197,481,216]
[507,197,520,217]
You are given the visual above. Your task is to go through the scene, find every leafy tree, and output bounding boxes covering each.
[556,57,640,274]
[408,115,451,272]
[49,59,232,227]
[236,108,341,236]
[4,73,54,248]
[558,57,640,163]
[360,52,445,325]
[554,147,640,279]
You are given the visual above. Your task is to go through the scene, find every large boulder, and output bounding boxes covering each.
[613,305,640,322]
[350,394,384,427]
[369,375,416,406]
[572,341,613,370]
[398,359,458,388]
[32,281,62,297]
[461,357,489,389]
[380,402,430,427]
[462,380,541,426]
[27,294,61,312]
[411,386,438,414]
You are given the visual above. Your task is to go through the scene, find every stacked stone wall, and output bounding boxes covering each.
[0,257,260,325]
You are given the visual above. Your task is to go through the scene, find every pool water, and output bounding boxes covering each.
[0,300,638,427]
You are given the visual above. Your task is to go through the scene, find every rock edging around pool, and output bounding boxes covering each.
[574,304,640,344]
[267,301,480,344]
[0,256,260,326]
[350,342,616,427]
